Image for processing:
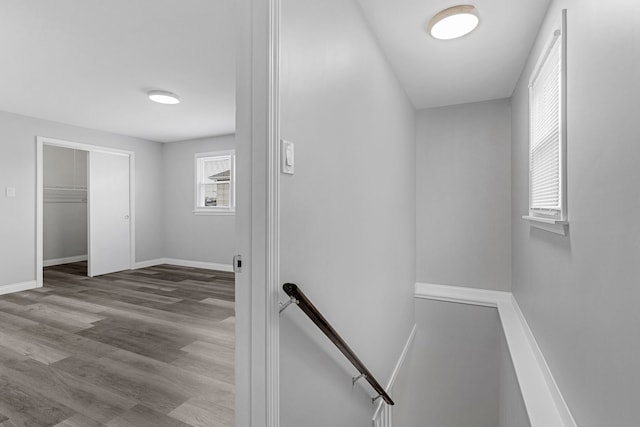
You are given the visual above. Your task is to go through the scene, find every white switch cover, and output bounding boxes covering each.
[5,187,16,197]
[281,139,294,175]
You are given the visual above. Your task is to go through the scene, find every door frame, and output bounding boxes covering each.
[235,0,281,424]
[36,136,136,287]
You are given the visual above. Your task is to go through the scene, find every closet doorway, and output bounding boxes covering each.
[36,137,135,286]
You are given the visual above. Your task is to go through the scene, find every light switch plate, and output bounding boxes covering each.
[281,139,294,175]
[5,187,16,197]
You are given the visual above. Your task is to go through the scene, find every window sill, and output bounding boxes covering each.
[522,215,568,236]
[193,209,235,216]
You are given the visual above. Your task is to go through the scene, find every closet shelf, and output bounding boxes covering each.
[44,187,87,204]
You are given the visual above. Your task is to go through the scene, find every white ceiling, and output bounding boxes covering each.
[356,0,551,109]
[0,1,550,142]
[0,0,235,143]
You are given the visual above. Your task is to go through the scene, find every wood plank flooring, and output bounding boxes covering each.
[0,262,235,427]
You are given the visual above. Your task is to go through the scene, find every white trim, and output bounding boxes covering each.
[36,136,134,156]
[0,281,38,295]
[193,209,236,216]
[195,150,236,157]
[133,258,233,272]
[385,324,417,392]
[163,258,234,272]
[522,216,563,224]
[265,0,281,424]
[527,10,568,229]
[194,149,236,213]
[129,153,137,272]
[510,297,576,427]
[43,255,88,267]
[36,140,44,287]
[414,282,511,307]
[36,136,136,286]
[559,9,568,223]
[372,324,417,426]
[528,29,561,88]
[235,0,280,423]
[415,282,576,427]
[132,259,165,269]
[522,216,568,235]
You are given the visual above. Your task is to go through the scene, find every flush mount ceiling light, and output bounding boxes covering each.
[427,5,479,40]
[148,90,180,105]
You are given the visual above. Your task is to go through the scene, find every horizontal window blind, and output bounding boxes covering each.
[530,34,561,216]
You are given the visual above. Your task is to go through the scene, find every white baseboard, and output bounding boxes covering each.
[414,282,576,427]
[133,258,233,272]
[133,258,165,269]
[414,282,511,307]
[0,280,38,295]
[372,323,417,427]
[164,258,234,272]
[508,297,576,427]
[43,255,87,267]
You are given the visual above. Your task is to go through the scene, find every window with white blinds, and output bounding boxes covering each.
[528,28,565,221]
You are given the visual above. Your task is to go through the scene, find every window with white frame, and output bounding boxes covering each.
[527,21,566,226]
[194,151,235,214]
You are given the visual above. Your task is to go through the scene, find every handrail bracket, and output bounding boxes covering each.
[279,295,299,313]
[352,373,367,386]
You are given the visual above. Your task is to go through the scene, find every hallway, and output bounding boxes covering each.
[0,263,234,426]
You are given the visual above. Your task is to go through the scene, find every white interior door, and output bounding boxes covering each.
[88,151,131,277]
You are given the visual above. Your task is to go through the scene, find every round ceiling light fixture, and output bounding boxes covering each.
[148,90,180,105]
[427,5,479,40]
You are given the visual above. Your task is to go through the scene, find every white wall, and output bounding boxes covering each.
[43,204,88,262]
[416,99,512,291]
[43,146,88,262]
[393,299,532,427]
[0,110,164,286]
[279,0,416,424]
[511,1,640,425]
[163,135,235,265]
[393,299,501,427]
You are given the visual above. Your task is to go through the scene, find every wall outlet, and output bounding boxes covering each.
[5,187,16,197]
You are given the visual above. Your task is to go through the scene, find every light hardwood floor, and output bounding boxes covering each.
[0,262,235,427]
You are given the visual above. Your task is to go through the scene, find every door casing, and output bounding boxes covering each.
[36,136,136,287]
[235,0,282,424]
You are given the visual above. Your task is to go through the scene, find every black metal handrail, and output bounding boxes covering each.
[282,283,394,405]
